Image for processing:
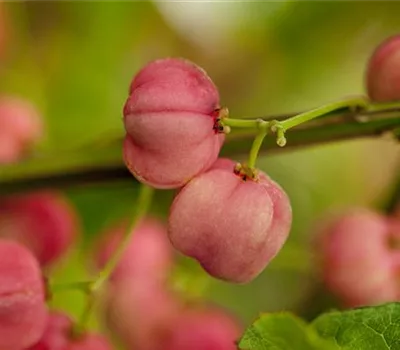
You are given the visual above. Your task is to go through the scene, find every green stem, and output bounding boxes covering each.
[50,281,93,294]
[279,96,368,131]
[1,101,400,195]
[222,118,260,129]
[367,100,400,113]
[248,127,268,169]
[74,184,154,333]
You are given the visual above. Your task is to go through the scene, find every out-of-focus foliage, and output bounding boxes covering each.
[1,0,400,330]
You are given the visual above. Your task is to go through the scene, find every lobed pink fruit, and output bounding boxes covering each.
[319,208,400,307]
[0,240,47,350]
[366,35,400,101]
[168,158,292,283]
[95,218,173,283]
[0,191,79,267]
[162,307,241,350]
[105,280,179,350]
[0,97,43,163]
[123,58,224,189]
[28,311,112,350]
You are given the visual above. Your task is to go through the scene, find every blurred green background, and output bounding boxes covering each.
[1,0,400,338]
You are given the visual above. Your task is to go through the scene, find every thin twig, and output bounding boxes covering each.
[0,105,399,195]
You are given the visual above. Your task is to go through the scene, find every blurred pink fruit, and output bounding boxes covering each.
[0,97,43,163]
[366,35,400,101]
[95,218,173,283]
[162,307,241,350]
[0,240,47,350]
[168,158,292,283]
[28,311,112,350]
[105,280,179,350]
[123,58,224,189]
[319,208,400,307]
[0,191,79,267]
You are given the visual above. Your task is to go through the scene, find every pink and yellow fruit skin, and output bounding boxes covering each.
[168,158,292,283]
[123,58,224,189]
[162,308,241,350]
[95,218,173,283]
[0,97,43,163]
[0,191,79,267]
[0,240,47,350]
[319,209,400,307]
[366,35,400,102]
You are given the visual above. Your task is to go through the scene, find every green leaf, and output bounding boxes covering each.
[312,303,400,350]
[238,313,336,350]
[239,303,400,350]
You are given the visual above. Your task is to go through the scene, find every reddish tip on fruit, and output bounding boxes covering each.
[95,218,173,283]
[168,158,292,283]
[319,208,400,307]
[162,307,242,350]
[0,191,79,267]
[366,35,400,101]
[123,58,225,189]
[0,240,47,350]
[0,97,43,163]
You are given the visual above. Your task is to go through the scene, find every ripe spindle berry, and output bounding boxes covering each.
[95,218,173,283]
[366,35,400,101]
[0,240,47,350]
[319,209,400,307]
[0,191,79,267]
[0,97,43,163]
[123,58,225,189]
[168,158,292,283]
[163,307,241,350]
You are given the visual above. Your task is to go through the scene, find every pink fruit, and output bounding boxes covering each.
[105,280,179,350]
[0,97,43,163]
[168,158,292,283]
[319,208,400,307]
[123,58,224,189]
[163,307,241,350]
[366,35,400,101]
[28,312,71,350]
[95,218,173,283]
[67,334,112,350]
[0,240,47,350]
[28,311,112,350]
[0,191,79,267]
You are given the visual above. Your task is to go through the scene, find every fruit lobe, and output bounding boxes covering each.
[168,158,292,283]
